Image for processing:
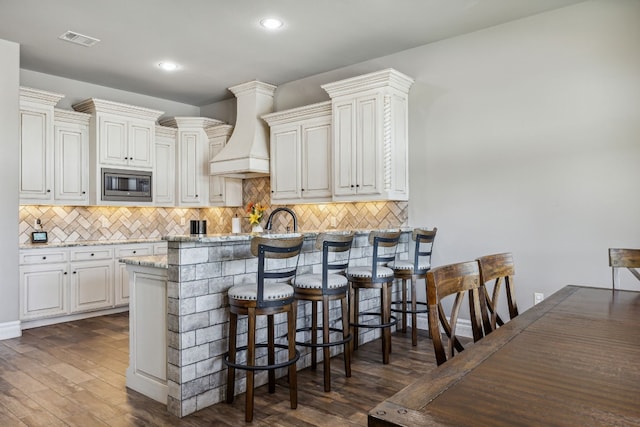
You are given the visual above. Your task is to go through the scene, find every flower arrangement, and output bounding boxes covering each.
[246,202,267,225]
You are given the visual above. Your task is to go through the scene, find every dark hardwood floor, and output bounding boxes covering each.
[0,313,444,426]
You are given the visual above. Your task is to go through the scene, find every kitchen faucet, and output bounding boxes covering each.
[264,207,298,233]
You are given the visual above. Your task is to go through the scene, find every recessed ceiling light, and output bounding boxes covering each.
[260,18,283,30]
[158,62,179,71]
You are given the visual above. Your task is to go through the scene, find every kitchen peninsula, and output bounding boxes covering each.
[123,229,410,418]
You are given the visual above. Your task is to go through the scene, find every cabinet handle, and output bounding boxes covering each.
[73,271,77,274]
[46,189,51,193]
[195,194,199,198]
[42,256,47,260]
[301,188,305,191]
[64,272,68,275]
[82,191,86,194]
[91,253,95,256]
[350,185,355,188]
[356,185,360,188]
[271,190,274,193]
[133,250,137,254]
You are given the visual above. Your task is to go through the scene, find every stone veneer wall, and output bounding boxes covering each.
[166,231,410,417]
[19,178,408,244]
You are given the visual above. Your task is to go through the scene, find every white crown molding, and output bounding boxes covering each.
[72,98,164,122]
[54,108,91,125]
[321,68,414,98]
[261,101,331,126]
[228,80,277,98]
[0,321,21,340]
[158,116,225,129]
[19,86,65,106]
[205,124,234,138]
[155,124,178,138]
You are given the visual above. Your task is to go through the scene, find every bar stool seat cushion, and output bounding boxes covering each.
[293,273,348,289]
[347,266,394,278]
[387,260,431,271]
[228,283,294,301]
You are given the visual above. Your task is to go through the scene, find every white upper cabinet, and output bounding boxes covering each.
[262,101,332,204]
[73,98,163,205]
[322,69,413,202]
[159,117,225,207]
[206,125,242,207]
[54,109,91,205]
[19,87,65,204]
[154,125,177,206]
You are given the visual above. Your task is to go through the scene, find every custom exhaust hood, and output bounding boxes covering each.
[209,80,277,179]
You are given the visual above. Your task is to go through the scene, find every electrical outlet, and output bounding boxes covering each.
[534,292,544,305]
[180,217,186,226]
[330,217,337,228]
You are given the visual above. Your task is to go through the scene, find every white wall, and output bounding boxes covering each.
[0,39,21,337]
[271,0,640,313]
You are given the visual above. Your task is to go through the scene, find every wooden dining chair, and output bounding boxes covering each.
[427,261,484,366]
[609,248,640,289]
[476,252,519,335]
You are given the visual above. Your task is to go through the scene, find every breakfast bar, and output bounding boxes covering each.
[123,229,410,418]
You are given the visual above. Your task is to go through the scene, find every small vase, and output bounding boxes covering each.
[251,224,263,233]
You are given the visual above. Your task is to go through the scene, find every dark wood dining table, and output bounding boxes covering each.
[368,285,640,426]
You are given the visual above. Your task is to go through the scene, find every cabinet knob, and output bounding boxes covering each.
[42,256,47,260]
[73,271,77,274]
[82,191,86,194]
[351,185,355,188]
[124,157,129,160]
[301,188,305,191]
[46,189,51,193]
[195,194,199,198]
[91,253,95,256]
[133,250,137,254]
[64,272,68,275]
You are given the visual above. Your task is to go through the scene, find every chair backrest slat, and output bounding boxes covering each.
[427,260,484,366]
[477,252,518,335]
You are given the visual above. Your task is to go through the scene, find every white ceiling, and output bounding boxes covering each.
[0,0,585,106]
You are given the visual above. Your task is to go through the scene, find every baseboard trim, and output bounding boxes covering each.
[20,307,129,330]
[416,313,473,338]
[0,321,22,340]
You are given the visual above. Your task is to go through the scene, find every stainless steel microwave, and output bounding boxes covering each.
[102,168,152,202]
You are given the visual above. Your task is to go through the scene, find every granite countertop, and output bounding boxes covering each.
[120,255,168,269]
[164,227,411,243]
[20,238,164,249]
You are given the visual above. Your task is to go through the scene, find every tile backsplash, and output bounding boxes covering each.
[19,178,407,244]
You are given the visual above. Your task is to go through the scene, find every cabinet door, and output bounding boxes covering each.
[270,127,300,201]
[20,263,68,320]
[355,95,380,195]
[114,243,154,305]
[128,121,153,168]
[179,131,202,205]
[154,137,175,206]
[70,260,113,312]
[208,137,226,204]
[54,123,89,203]
[99,116,128,166]
[20,108,53,201]
[333,101,357,197]
[301,121,332,200]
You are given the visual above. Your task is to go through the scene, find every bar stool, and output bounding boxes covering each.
[388,227,437,346]
[224,235,304,422]
[292,231,354,392]
[347,230,401,364]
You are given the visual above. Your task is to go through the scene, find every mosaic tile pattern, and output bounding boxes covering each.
[19,177,408,244]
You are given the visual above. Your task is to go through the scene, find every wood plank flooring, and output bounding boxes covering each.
[0,313,444,426]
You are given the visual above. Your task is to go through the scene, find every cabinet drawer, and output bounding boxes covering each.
[20,250,68,265]
[116,245,154,258]
[153,242,168,255]
[70,247,114,261]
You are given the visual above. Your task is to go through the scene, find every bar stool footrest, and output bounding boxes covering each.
[295,326,352,348]
[223,344,300,371]
[350,312,398,329]
[390,300,428,314]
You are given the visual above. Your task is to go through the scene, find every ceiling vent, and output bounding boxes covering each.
[58,31,100,47]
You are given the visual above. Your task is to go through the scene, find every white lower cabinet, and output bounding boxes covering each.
[19,241,165,326]
[20,262,68,320]
[70,259,113,312]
